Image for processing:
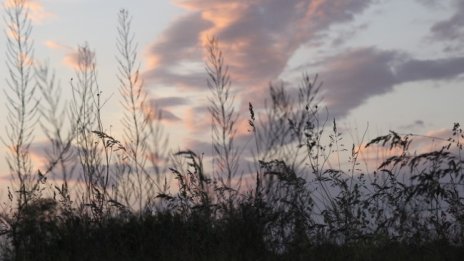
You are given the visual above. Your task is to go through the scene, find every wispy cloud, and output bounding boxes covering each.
[151,97,191,108]
[144,0,373,90]
[4,0,55,24]
[398,120,425,131]
[44,40,68,50]
[44,41,96,70]
[142,0,464,143]
[141,99,181,124]
[415,0,445,8]
[428,0,464,52]
[183,106,210,134]
[27,141,81,182]
[63,47,95,70]
[314,47,464,118]
[320,47,399,118]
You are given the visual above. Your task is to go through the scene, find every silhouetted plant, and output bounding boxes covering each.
[206,37,240,189]
[3,0,39,213]
[159,150,212,217]
[111,9,171,215]
[1,3,464,261]
[36,63,76,187]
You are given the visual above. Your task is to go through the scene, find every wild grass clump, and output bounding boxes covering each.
[0,1,463,260]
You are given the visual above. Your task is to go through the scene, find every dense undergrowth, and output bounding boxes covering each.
[0,1,463,260]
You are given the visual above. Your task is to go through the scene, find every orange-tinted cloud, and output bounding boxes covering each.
[44,40,68,50]
[29,149,48,171]
[144,0,373,92]
[4,0,55,24]
[356,142,405,171]
[142,0,464,169]
[356,127,462,171]
[44,40,95,71]
[145,0,464,126]
[235,118,254,136]
[183,106,210,135]
[63,46,96,71]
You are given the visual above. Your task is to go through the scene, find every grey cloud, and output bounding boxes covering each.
[145,0,463,124]
[428,0,464,51]
[149,12,211,65]
[183,135,257,175]
[147,99,182,122]
[415,0,445,8]
[151,97,190,108]
[148,70,206,90]
[218,0,372,85]
[396,56,464,82]
[183,139,213,157]
[143,11,212,88]
[144,0,373,90]
[192,105,209,114]
[320,47,464,119]
[331,23,369,47]
[28,141,81,182]
[159,109,181,122]
[321,48,399,118]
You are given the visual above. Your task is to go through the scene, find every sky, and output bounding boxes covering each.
[0,0,463,183]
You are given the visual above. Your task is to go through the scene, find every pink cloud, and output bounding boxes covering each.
[44,40,96,71]
[62,46,95,71]
[183,106,210,135]
[44,40,69,50]
[143,101,181,125]
[144,0,372,91]
[357,126,462,171]
[4,0,55,24]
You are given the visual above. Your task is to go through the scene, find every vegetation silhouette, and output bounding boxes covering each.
[0,1,463,260]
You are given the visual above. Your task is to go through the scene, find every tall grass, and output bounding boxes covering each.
[0,2,463,260]
[115,9,168,212]
[3,0,39,214]
[206,37,239,189]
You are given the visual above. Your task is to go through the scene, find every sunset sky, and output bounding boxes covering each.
[0,0,463,181]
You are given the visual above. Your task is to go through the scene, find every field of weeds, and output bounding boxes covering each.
[0,1,463,260]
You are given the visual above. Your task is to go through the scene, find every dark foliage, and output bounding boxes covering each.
[1,3,464,261]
